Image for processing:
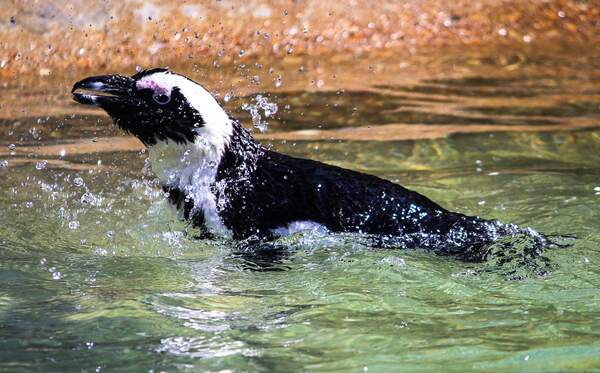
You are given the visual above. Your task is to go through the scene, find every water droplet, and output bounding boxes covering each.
[52,271,62,280]
[173,32,181,41]
[381,256,406,266]
[78,48,85,56]
[35,160,48,170]
[0,160,7,169]
[29,127,41,140]
[238,49,245,57]
[95,247,108,255]
[69,221,80,230]
[498,28,508,36]
[452,269,478,278]
[241,95,278,133]
[558,10,566,18]
[80,191,101,206]
[275,75,283,87]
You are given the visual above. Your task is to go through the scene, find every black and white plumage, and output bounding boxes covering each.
[72,68,549,260]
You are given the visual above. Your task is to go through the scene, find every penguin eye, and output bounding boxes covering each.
[152,92,171,105]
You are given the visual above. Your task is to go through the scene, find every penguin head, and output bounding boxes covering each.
[72,68,232,147]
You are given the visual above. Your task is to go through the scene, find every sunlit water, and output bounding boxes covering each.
[1,65,600,371]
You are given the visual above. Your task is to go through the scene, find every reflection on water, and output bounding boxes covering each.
[1,63,600,371]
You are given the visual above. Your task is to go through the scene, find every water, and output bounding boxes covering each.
[1,59,600,371]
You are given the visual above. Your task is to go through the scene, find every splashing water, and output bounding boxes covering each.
[241,95,278,133]
[35,160,48,170]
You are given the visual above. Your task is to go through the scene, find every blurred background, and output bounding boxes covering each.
[1,0,598,130]
[2,0,598,74]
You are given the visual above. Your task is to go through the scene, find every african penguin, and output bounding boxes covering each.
[72,68,544,259]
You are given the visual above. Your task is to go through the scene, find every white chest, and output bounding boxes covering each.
[148,140,232,237]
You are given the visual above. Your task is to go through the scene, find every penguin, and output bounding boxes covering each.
[72,68,550,261]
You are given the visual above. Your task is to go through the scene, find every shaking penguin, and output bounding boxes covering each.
[72,68,556,263]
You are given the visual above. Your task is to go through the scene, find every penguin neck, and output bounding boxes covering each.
[147,120,232,191]
[217,121,265,180]
[147,120,263,191]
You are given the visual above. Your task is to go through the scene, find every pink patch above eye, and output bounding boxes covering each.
[136,79,170,96]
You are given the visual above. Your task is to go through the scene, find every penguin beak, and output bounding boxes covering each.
[72,74,139,109]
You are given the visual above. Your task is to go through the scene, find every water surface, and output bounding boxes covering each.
[1,60,600,371]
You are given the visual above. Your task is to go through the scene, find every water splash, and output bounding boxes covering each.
[241,95,278,133]
[80,191,103,206]
[73,177,85,187]
[230,220,567,279]
[35,160,48,170]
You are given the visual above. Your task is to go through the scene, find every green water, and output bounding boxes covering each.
[1,67,600,371]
